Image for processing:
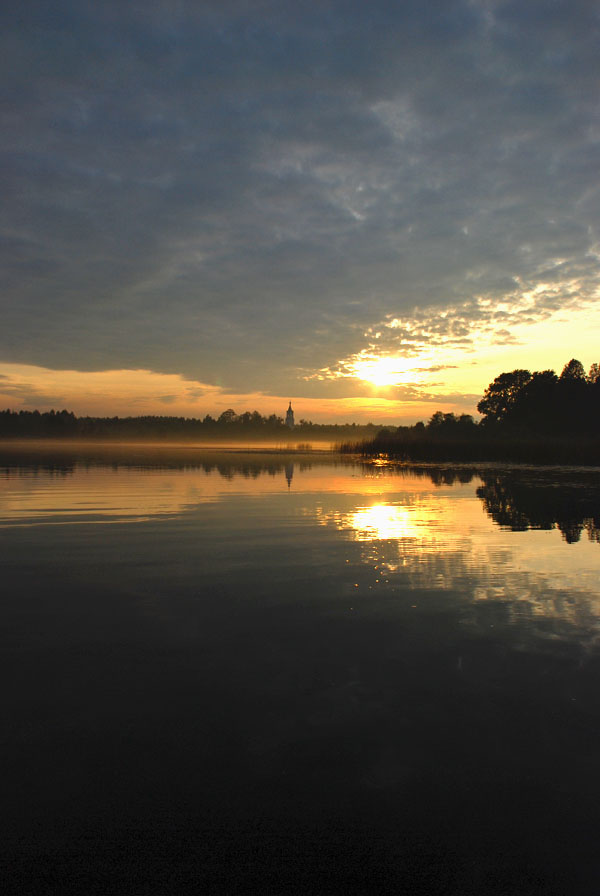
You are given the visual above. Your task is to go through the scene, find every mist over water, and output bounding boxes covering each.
[2,448,600,894]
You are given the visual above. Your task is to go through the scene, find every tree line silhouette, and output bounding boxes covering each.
[0,407,382,442]
[476,358,600,433]
[344,358,600,463]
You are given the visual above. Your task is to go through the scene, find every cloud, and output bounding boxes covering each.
[1,0,600,401]
[0,379,67,408]
[0,361,454,422]
[316,274,599,384]
[185,387,207,400]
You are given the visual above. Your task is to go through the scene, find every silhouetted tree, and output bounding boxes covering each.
[477,369,531,424]
[458,414,475,427]
[560,358,586,381]
[509,370,557,430]
[428,411,446,427]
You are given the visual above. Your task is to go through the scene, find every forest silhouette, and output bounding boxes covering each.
[345,358,600,464]
[0,407,380,443]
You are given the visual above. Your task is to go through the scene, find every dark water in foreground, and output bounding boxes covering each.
[2,450,600,894]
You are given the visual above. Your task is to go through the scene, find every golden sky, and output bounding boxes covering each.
[3,3,600,423]
[2,294,599,424]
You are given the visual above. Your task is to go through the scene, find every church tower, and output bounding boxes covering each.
[285,401,295,429]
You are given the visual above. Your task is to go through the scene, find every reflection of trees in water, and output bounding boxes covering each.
[199,460,281,480]
[0,452,330,482]
[1,458,295,483]
[173,458,319,480]
[477,472,600,543]
[358,462,600,545]
[358,462,478,487]
[1,463,75,479]
[427,467,474,486]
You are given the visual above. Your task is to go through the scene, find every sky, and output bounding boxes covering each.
[2,0,600,423]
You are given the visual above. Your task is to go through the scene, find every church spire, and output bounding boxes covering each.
[285,401,295,429]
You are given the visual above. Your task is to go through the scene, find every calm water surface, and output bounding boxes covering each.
[2,449,600,894]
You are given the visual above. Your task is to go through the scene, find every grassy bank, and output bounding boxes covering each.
[339,430,600,466]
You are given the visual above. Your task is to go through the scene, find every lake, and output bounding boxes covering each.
[2,447,600,894]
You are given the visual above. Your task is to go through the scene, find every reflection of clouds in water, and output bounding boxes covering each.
[0,468,211,525]
[314,496,600,644]
[2,458,600,643]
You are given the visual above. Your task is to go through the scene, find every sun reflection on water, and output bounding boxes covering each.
[316,493,456,547]
[349,503,420,541]
[313,487,600,640]
[349,502,430,541]
[2,455,600,639]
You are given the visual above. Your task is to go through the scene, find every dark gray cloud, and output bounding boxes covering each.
[2,0,599,394]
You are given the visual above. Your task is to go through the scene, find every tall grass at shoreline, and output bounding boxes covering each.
[339,430,600,465]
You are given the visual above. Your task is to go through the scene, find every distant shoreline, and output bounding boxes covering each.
[340,432,600,467]
[0,438,336,454]
[1,437,599,470]
[0,408,385,444]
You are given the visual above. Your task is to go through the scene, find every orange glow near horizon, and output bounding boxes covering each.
[1,294,600,427]
[0,361,468,423]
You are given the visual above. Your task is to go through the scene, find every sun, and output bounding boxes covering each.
[350,354,426,387]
